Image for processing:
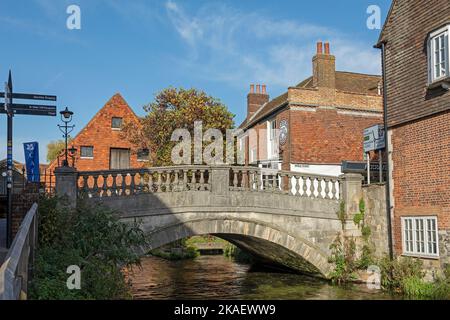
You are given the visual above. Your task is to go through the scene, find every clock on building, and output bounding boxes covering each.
[279,119,288,145]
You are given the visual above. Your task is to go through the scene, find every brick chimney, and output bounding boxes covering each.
[312,41,336,89]
[247,84,269,119]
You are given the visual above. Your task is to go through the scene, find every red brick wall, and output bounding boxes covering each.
[391,110,450,255]
[289,108,382,164]
[47,94,146,173]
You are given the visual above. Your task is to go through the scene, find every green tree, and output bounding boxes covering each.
[123,87,235,166]
[46,138,73,163]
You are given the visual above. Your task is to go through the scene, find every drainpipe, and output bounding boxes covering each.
[380,42,394,260]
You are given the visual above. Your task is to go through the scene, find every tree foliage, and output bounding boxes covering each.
[122,87,235,166]
[46,138,73,163]
[30,196,148,300]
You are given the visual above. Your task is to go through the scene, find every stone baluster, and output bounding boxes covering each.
[173,170,179,192]
[199,169,206,191]
[82,175,89,195]
[156,171,162,192]
[139,172,145,194]
[121,174,127,196]
[130,172,136,195]
[301,176,308,197]
[102,174,108,197]
[317,177,323,199]
[183,170,188,191]
[148,172,154,193]
[233,171,238,189]
[324,178,331,199]
[111,173,118,196]
[288,174,293,195]
[93,174,99,197]
[331,179,338,200]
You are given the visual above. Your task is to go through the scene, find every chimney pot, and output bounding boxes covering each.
[317,41,323,54]
[256,84,261,93]
[262,85,267,94]
[324,42,330,55]
[250,84,255,93]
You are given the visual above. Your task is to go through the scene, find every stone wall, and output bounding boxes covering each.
[362,184,389,259]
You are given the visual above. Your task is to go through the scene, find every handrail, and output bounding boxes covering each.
[0,203,38,300]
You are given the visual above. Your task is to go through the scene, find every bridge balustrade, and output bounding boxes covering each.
[76,165,341,200]
[229,167,340,199]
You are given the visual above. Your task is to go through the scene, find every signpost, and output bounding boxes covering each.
[0,104,57,116]
[1,71,57,248]
[363,124,386,185]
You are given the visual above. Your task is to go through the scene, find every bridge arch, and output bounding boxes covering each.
[141,217,334,278]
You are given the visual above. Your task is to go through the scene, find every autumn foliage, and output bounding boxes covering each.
[123,88,235,166]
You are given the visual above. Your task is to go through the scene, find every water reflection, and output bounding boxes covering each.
[129,255,397,300]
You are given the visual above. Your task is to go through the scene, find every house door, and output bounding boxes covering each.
[110,148,130,169]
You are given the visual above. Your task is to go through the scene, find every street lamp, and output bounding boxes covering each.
[58,107,75,167]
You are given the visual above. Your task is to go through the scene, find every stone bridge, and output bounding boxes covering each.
[55,165,366,279]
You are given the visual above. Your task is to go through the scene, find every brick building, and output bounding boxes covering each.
[376,0,450,272]
[47,93,149,174]
[238,42,383,176]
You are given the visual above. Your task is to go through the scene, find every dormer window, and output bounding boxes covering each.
[428,25,450,84]
[111,117,123,130]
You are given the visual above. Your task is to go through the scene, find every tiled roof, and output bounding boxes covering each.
[240,71,382,129]
[297,72,381,95]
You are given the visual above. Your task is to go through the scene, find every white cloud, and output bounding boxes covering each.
[164,1,381,91]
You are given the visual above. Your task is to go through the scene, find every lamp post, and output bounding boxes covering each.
[57,107,75,167]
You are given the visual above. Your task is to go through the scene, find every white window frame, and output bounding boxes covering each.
[428,25,450,84]
[401,216,439,258]
[267,119,278,159]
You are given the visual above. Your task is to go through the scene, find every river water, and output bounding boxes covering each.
[129,255,398,300]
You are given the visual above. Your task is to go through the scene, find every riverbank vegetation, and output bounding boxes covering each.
[329,200,450,299]
[379,256,450,299]
[30,196,148,300]
[150,246,199,260]
[223,243,254,264]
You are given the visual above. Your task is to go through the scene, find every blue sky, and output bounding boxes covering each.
[0,0,391,163]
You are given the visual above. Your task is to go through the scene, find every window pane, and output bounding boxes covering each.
[416,219,424,253]
[112,117,123,129]
[81,146,93,158]
[137,149,149,161]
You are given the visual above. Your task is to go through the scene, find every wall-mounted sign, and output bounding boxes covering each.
[363,124,385,153]
[279,119,288,145]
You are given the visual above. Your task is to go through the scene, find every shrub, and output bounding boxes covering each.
[328,236,357,284]
[30,196,148,300]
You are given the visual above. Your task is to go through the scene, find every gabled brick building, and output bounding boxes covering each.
[47,93,148,173]
[239,42,383,176]
[376,0,450,272]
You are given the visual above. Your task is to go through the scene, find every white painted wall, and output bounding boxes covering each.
[290,163,342,177]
